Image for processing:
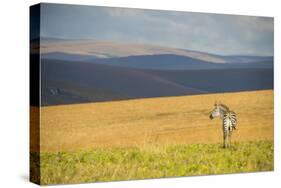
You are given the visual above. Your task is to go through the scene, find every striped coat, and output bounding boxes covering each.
[210,103,237,148]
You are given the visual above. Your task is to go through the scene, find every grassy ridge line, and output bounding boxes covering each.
[34,141,273,185]
[38,90,273,152]
[42,89,271,107]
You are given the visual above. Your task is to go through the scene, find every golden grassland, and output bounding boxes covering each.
[36,90,273,152]
[30,90,274,185]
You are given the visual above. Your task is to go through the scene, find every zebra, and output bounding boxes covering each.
[209,102,237,148]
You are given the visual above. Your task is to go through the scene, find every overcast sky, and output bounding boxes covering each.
[40,3,274,56]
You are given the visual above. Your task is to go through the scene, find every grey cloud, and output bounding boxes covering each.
[40,3,273,56]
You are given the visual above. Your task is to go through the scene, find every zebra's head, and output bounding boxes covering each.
[209,102,229,120]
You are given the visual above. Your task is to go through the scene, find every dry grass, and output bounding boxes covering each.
[36,90,273,152]
[30,90,274,184]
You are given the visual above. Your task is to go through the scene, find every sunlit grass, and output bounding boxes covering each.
[32,140,273,185]
[30,90,274,184]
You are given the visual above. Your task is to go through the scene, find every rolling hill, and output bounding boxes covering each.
[92,54,273,70]
[42,52,273,70]
[41,59,206,105]
[30,38,273,106]
[38,38,273,64]
[41,58,273,106]
[38,38,226,63]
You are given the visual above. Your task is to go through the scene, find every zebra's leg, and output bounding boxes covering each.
[229,131,232,148]
[225,132,228,148]
[223,131,227,148]
[225,131,230,148]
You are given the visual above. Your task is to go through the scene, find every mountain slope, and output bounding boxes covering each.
[93,54,273,70]
[42,53,273,70]
[41,59,206,105]
[38,39,225,63]
[41,58,273,106]
[36,38,273,66]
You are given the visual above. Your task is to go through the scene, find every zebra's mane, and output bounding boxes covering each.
[218,103,230,112]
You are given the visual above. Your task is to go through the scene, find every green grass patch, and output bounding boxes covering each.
[31,141,273,185]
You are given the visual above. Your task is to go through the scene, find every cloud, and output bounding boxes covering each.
[40,3,273,56]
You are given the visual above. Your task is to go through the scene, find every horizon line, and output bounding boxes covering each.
[33,35,274,57]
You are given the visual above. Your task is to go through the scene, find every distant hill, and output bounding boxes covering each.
[41,59,206,106]
[38,38,226,63]
[93,54,273,70]
[222,55,273,63]
[148,68,273,93]
[36,38,273,70]
[41,52,99,62]
[32,39,274,106]
[37,38,273,64]
[40,58,273,106]
[42,53,273,70]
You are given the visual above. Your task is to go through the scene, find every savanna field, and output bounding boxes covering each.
[30,90,274,185]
